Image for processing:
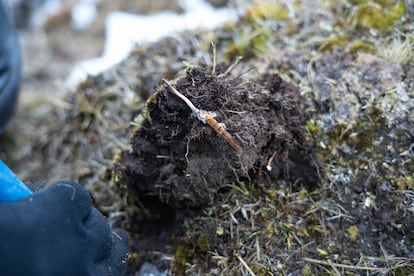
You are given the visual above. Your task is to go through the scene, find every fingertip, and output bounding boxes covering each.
[52,181,92,218]
[112,228,129,259]
[110,228,129,274]
[91,228,129,276]
[54,181,88,200]
[85,208,112,260]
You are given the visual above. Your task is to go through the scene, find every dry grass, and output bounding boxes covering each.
[377,35,414,65]
[2,0,413,275]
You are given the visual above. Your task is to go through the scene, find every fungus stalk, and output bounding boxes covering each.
[162,79,243,156]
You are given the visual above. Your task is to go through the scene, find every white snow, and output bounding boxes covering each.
[66,0,238,86]
[71,0,98,30]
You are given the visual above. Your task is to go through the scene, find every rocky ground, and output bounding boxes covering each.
[1,0,413,275]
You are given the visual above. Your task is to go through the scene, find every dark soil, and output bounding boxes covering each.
[119,66,318,207]
[116,64,319,270]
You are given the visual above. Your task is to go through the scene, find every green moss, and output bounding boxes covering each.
[197,234,210,252]
[223,1,290,60]
[395,176,414,190]
[173,244,188,274]
[249,263,273,275]
[394,267,414,276]
[347,225,360,241]
[324,115,383,154]
[306,120,320,134]
[302,264,314,276]
[130,91,159,128]
[224,24,272,60]
[318,35,348,52]
[349,126,375,149]
[346,40,377,54]
[245,1,289,21]
[348,0,406,30]
[112,167,123,183]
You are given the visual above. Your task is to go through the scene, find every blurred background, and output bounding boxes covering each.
[7,0,242,103]
[0,0,248,183]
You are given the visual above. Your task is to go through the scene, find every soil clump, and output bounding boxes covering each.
[117,65,318,209]
[115,64,319,269]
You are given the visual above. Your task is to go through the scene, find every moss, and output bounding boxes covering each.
[197,233,210,252]
[318,35,348,52]
[396,176,414,190]
[173,244,188,275]
[394,267,414,276]
[348,125,375,149]
[347,225,360,241]
[130,91,158,128]
[306,120,321,134]
[249,263,273,275]
[168,179,330,274]
[348,0,406,30]
[224,23,272,60]
[111,167,123,183]
[346,40,377,54]
[245,1,290,21]
[317,248,329,256]
[302,264,314,276]
[223,1,291,60]
[323,106,386,161]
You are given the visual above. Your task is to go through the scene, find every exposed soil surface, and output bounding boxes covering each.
[118,66,318,208]
[116,65,319,270]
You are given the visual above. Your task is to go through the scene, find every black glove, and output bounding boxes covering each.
[0,181,128,275]
[0,1,21,134]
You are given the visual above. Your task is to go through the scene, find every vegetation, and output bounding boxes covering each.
[5,0,413,274]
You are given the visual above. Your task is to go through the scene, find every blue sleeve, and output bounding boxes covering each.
[0,161,32,202]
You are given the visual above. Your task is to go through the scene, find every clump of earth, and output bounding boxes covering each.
[115,64,319,270]
[116,65,318,208]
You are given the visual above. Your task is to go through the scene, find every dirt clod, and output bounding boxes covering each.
[116,65,318,210]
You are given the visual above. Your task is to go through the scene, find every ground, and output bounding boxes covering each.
[0,0,413,275]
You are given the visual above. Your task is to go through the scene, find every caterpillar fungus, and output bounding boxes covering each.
[162,79,243,156]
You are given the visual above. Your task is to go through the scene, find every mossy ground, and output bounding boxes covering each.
[1,0,413,274]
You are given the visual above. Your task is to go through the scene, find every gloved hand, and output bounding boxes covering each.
[0,181,128,275]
